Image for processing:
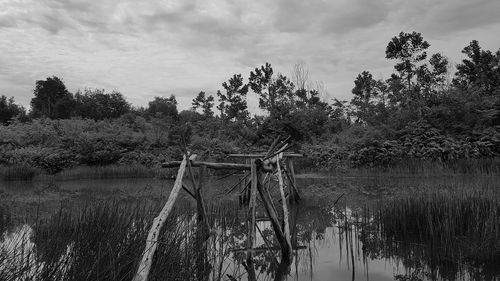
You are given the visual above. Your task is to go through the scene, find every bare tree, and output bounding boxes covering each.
[292,60,310,91]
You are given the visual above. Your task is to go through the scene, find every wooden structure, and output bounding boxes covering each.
[133,138,302,281]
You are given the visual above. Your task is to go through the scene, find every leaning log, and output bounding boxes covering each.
[134,154,193,281]
[276,155,293,259]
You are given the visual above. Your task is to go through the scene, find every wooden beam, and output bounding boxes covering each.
[162,161,251,170]
[227,153,303,158]
[134,154,191,281]
[230,245,307,253]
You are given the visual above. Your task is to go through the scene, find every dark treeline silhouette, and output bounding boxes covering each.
[0,31,499,174]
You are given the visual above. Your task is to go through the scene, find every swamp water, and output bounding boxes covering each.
[0,175,499,281]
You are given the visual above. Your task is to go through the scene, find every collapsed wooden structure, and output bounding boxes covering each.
[133,139,302,281]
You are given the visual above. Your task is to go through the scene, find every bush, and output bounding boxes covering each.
[3,146,76,174]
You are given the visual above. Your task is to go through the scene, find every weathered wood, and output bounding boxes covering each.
[230,245,307,253]
[195,165,210,236]
[276,154,293,259]
[256,171,291,264]
[228,153,303,158]
[163,161,251,170]
[246,161,258,281]
[134,154,192,281]
[182,183,196,199]
[286,159,300,202]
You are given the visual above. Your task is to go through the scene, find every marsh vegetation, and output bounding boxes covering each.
[1,172,499,281]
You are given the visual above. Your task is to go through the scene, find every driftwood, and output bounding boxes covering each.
[133,154,195,281]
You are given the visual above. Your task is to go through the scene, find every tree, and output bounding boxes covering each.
[249,63,295,119]
[292,60,310,91]
[453,40,500,95]
[217,74,249,121]
[350,71,388,124]
[192,91,215,117]
[74,89,130,120]
[0,95,25,125]
[147,95,178,119]
[386,32,430,91]
[416,53,449,98]
[31,76,74,119]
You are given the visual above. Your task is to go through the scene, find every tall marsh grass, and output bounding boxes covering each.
[0,201,244,281]
[0,165,39,181]
[55,164,155,180]
[362,187,500,280]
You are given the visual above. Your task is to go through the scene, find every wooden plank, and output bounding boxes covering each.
[276,154,293,259]
[133,154,191,281]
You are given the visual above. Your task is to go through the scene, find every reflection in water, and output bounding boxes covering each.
[1,177,499,281]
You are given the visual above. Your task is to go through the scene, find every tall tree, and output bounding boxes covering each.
[248,63,295,118]
[0,95,25,125]
[192,91,215,117]
[217,74,249,121]
[453,40,500,95]
[350,71,388,124]
[386,31,430,105]
[31,76,74,119]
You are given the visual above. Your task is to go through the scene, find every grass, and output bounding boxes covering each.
[0,165,40,181]
[0,200,245,281]
[360,186,500,280]
[295,157,500,176]
[54,164,156,180]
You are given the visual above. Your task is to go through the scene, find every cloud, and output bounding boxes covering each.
[388,0,500,37]
[1,0,500,109]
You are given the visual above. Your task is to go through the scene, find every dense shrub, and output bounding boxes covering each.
[3,146,75,174]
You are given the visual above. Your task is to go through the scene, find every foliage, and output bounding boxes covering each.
[192,91,215,117]
[147,95,178,119]
[31,76,74,119]
[74,88,130,120]
[217,74,249,121]
[0,95,25,125]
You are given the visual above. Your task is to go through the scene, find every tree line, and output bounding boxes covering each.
[1,31,499,169]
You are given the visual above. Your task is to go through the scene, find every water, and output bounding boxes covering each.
[1,174,499,280]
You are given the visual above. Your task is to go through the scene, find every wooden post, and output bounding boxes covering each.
[246,160,258,281]
[276,154,292,259]
[195,165,210,237]
[286,159,300,202]
[133,154,192,281]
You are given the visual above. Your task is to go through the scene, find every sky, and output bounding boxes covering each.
[1,0,500,112]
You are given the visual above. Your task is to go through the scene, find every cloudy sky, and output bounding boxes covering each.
[1,0,500,112]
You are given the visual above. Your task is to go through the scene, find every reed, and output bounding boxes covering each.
[0,165,39,181]
[55,164,155,180]
[362,187,500,280]
[0,200,244,281]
